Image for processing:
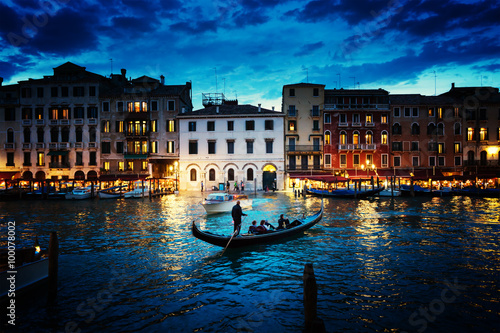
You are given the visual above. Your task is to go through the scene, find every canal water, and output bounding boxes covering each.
[1,192,499,333]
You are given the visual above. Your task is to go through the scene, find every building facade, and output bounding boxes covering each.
[177,104,285,191]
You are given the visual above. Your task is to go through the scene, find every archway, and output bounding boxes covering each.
[263,164,277,191]
[22,171,33,180]
[74,171,85,180]
[35,171,46,180]
[87,170,98,180]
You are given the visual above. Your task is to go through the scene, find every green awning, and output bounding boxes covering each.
[124,154,148,159]
[47,151,69,156]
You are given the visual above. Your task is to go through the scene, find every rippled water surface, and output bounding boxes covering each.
[1,192,499,333]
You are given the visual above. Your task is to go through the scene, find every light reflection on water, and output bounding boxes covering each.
[1,192,499,332]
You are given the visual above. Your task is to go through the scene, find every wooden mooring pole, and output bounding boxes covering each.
[303,263,326,333]
[48,231,59,304]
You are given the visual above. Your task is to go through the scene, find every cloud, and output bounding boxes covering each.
[170,19,218,34]
[294,41,324,57]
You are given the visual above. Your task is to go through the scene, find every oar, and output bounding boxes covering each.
[221,216,246,256]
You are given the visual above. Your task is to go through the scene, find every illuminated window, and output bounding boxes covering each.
[366,114,372,123]
[467,128,474,141]
[365,131,373,144]
[104,162,110,171]
[142,161,148,171]
[455,142,462,153]
[127,161,134,171]
[288,121,296,131]
[381,114,388,124]
[167,141,175,153]
[127,102,133,112]
[151,141,158,153]
[117,121,124,133]
[324,131,331,145]
[37,152,44,166]
[102,121,110,133]
[167,120,176,132]
[340,131,346,145]
[438,143,445,154]
[134,141,141,154]
[353,132,359,145]
[437,108,443,119]
[141,141,148,153]
[50,108,58,120]
[428,108,435,117]
[118,162,124,171]
[141,102,148,112]
[151,120,157,132]
[381,131,388,144]
[479,128,488,141]
[134,102,141,112]
[61,108,69,119]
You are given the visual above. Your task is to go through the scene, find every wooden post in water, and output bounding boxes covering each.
[303,263,326,333]
[48,231,59,304]
[149,178,152,199]
[410,178,415,197]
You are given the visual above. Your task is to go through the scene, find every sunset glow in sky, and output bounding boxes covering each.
[1,0,499,109]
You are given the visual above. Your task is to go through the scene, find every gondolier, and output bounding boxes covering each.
[231,200,247,236]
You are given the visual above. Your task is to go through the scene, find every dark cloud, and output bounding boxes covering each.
[294,41,324,57]
[170,20,218,34]
[231,9,269,28]
[112,16,158,33]
[0,3,22,35]
[0,55,35,81]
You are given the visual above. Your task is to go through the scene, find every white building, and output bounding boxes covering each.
[177,104,285,191]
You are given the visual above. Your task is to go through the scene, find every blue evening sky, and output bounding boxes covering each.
[1,0,499,110]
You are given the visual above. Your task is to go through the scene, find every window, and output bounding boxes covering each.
[381,114,388,124]
[61,87,68,97]
[89,86,96,97]
[227,140,234,154]
[288,121,296,131]
[209,169,216,181]
[340,154,347,167]
[117,142,124,154]
[394,107,400,117]
[428,107,435,117]
[35,108,44,120]
[324,113,331,124]
[427,123,436,135]
[353,154,360,166]
[381,154,388,167]
[151,141,158,153]
[289,88,295,97]
[353,114,360,125]
[412,108,419,117]
[167,100,175,111]
[167,120,176,132]
[246,120,255,131]
[411,123,420,135]
[437,123,444,136]
[6,152,14,166]
[87,107,98,119]
[266,140,273,153]
[340,131,347,145]
[312,105,320,116]
[116,101,124,112]
[227,121,234,131]
[381,131,388,145]
[141,161,148,171]
[23,128,31,143]
[454,142,462,153]
[404,107,411,117]
[313,88,319,96]
[73,87,84,97]
[50,127,59,142]
[324,154,331,167]
[366,114,373,124]
[479,128,488,141]
[228,168,235,181]
[207,121,215,131]
[116,161,123,171]
[89,152,97,166]
[51,87,58,97]
[412,156,419,167]
[353,131,359,145]
[167,141,175,153]
[5,108,15,121]
[101,142,111,154]
[102,121,110,133]
[190,169,197,181]
[392,123,401,135]
[116,121,124,133]
[340,114,347,124]
[438,156,445,166]
[265,120,274,130]
[151,120,157,133]
[75,127,82,142]
[454,156,462,166]
[365,131,373,144]
[188,121,196,132]
[454,123,461,135]
[102,101,110,112]
[466,109,476,120]
[467,128,474,141]
[247,168,254,181]
[23,152,31,166]
[437,108,443,119]
[151,101,158,111]
[103,162,110,171]
[246,140,254,154]
[393,156,401,167]
[127,161,134,171]
[208,141,216,154]
[312,120,320,131]
[189,140,198,154]
[37,87,44,98]
[37,152,44,166]
[7,128,14,143]
[288,105,296,116]
[21,87,32,98]
[411,141,419,151]
[324,131,331,145]
[392,142,402,151]
[74,107,84,119]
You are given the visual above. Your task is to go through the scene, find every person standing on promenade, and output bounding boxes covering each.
[231,200,247,236]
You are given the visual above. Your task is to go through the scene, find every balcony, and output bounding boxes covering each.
[60,119,70,125]
[365,122,375,127]
[88,142,97,148]
[49,143,58,149]
[324,104,389,110]
[286,145,323,153]
[59,142,70,149]
[35,143,45,149]
[337,144,377,150]
[286,164,322,171]
[35,119,44,126]
[22,119,32,126]
[22,143,31,149]
[49,120,58,126]
[49,162,70,169]
[74,119,84,125]
[88,118,97,125]
[74,142,84,149]
[4,143,15,149]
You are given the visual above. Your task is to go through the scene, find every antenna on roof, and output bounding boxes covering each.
[223,77,226,95]
[214,67,218,93]
[433,70,436,96]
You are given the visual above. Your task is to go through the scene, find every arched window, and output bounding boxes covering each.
[437,123,444,136]
[228,168,235,181]
[247,168,254,181]
[454,122,461,135]
[392,123,401,135]
[324,131,331,145]
[190,169,197,181]
[209,168,216,181]
[467,151,475,165]
[381,131,388,145]
[353,131,359,145]
[7,129,14,143]
[480,151,487,166]
[23,128,31,143]
[365,131,373,144]
[411,123,420,135]
[339,131,347,145]
[427,123,436,135]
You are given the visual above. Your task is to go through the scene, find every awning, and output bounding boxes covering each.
[124,154,148,159]
[47,150,69,156]
[0,171,19,180]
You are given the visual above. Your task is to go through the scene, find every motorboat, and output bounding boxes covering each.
[201,193,252,214]
[65,186,98,200]
[99,185,127,199]
[306,186,384,199]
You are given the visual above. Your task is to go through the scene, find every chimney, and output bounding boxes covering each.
[121,68,126,78]
[160,75,165,85]
[258,104,261,112]
[451,82,455,89]
[272,106,275,111]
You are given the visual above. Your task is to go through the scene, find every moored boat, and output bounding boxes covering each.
[201,193,252,214]
[124,182,150,198]
[306,186,384,199]
[192,201,323,248]
[99,185,127,199]
[65,186,98,200]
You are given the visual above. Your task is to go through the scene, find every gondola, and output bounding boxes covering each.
[306,186,384,199]
[191,201,323,248]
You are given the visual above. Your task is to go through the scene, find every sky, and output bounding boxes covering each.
[0,0,499,110]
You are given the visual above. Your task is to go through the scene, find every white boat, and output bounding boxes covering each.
[65,186,98,200]
[201,193,252,214]
[0,247,49,299]
[99,185,127,199]
[124,182,150,198]
[377,187,401,197]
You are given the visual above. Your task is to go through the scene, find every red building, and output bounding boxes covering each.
[323,89,390,178]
